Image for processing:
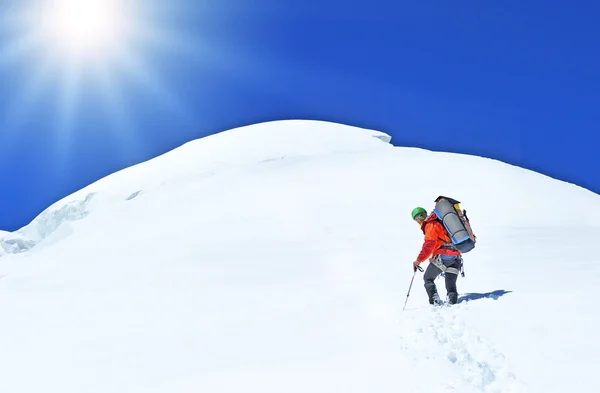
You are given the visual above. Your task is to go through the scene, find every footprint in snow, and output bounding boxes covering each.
[400,304,528,393]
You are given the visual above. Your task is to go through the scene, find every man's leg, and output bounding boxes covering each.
[423,262,442,304]
[443,257,462,304]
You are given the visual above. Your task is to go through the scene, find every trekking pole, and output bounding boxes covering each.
[402,265,424,312]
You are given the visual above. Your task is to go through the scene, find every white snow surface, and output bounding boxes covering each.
[0,120,599,393]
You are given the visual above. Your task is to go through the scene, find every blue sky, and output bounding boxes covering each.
[0,0,599,231]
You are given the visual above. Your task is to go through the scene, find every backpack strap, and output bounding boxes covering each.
[456,208,476,241]
[438,235,459,251]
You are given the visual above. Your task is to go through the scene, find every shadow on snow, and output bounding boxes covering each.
[458,290,512,303]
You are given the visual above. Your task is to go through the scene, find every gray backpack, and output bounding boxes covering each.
[433,196,477,253]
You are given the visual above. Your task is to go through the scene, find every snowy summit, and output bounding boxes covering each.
[1,120,599,393]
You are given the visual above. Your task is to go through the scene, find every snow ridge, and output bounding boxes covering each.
[0,120,392,256]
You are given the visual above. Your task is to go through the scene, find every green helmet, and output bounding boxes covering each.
[411,207,427,220]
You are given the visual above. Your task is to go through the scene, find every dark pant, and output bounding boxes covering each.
[424,255,462,304]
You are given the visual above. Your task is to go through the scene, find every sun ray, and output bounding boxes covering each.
[55,62,83,156]
[115,51,192,121]
[0,3,33,34]
[2,59,58,131]
[0,33,45,69]
[94,62,143,157]
[129,24,201,59]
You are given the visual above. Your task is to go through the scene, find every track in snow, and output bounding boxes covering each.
[399,303,527,393]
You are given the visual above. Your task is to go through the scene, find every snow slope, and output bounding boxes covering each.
[0,120,599,393]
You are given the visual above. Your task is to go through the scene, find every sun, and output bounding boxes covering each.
[0,0,196,146]
[37,0,128,62]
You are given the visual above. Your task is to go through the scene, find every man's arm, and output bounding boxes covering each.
[415,223,438,263]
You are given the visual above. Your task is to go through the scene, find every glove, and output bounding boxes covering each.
[413,260,423,272]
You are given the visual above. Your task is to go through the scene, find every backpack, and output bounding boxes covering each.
[433,196,476,254]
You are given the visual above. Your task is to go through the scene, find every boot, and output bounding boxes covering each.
[429,292,443,306]
[447,292,458,305]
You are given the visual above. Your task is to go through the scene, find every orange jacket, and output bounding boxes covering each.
[416,213,461,263]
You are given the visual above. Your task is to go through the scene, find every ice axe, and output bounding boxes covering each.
[402,264,424,311]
